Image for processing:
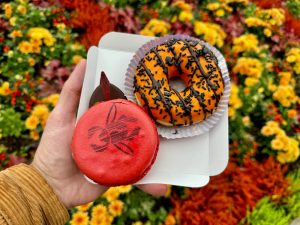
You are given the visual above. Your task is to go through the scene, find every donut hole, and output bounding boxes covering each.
[169,77,186,92]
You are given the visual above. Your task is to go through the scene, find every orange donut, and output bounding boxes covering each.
[134,38,224,127]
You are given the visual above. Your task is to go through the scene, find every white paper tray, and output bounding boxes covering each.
[76,32,229,188]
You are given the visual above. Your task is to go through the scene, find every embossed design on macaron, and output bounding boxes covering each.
[87,103,141,156]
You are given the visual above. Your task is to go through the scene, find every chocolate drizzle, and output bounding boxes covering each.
[134,38,224,126]
[181,40,219,102]
[151,48,168,76]
[140,61,174,123]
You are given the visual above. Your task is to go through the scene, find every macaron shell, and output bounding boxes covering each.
[72,99,159,186]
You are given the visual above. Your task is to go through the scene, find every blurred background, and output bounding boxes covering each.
[0,0,300,224]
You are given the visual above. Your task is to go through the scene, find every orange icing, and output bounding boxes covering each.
[134,38,224,126]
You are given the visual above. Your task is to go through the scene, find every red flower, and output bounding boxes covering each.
[0,153,6,161]
[3,46,10,53]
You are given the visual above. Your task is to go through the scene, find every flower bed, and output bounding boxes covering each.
[1,0,300,225]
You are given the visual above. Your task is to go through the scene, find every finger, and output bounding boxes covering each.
[55,59,87,117]
[136,184,167,197]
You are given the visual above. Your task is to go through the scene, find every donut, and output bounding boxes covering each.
[72,99,159,186]
[133,38,224,127]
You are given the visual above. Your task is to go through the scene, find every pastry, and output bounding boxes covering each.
[134,38,224,127]
[72,72,159,186]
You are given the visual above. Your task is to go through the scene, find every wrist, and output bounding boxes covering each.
[31,160,67,207]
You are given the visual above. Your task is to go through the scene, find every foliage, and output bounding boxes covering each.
[0,107,24,138]
[241,169,300,225]
[67,186,170,225]
[0,0,85,168]
[1,0,300,225]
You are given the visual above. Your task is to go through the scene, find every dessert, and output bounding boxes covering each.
[72,72,159,186]
[134,38,224,127]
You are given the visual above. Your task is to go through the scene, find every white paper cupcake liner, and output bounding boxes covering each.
[125,35,230,139]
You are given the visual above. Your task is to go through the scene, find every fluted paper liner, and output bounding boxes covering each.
[125,35,230,139]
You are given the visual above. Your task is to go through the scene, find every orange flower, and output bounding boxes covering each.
[288,109,297,119]
[30,130,40,140]
[18,41,32,54]
[108,200,124,217]
[10,30,22,38]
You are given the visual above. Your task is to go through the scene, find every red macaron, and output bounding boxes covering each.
[72,99,159,186]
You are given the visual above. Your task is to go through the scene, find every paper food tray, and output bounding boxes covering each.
[76,32,228,188]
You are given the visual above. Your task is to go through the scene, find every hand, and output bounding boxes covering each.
[32,60,167,208]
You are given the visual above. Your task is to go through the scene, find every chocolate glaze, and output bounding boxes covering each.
[89,71,127,107]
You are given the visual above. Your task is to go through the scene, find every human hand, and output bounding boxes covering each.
[32,60,167,208]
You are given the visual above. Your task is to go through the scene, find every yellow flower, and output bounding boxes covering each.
[90,214,112,225]
[10,30,22,38]
[116,185,132,194]
[277,139,300,163]
[287,55,296,63]
[25,115,39,130]
[258,8,285,27]
[242,116,251,126]
[215,9,225,17]
[31,45,41,54]
[263,28,272,37]
[172,1,192,11]
[18,41,32,54]
[278,72,291,85]
[30,130,40,140]
[178,10,193,22]
[73,55,83,64]
[228,83,242,118]
[276,134,290,148]
[233,57,263,78]
[90,217,103,225]
[228,107,236,118]
[165,214,176,225]
[132,222,143,225]
[4,4,12,18]
[273,85,298,107]
[245,17,269,28]
[285,48,300,74]
[30,38,42,46]
[288,109,297,119]
[140,29,155,37]
[9,17,17,26]
[17,5,27,14]
[194,21,226,48]
[207,2,220,11]
[229,83,242,109]
[70,212,89,225]
[245,77,259,87]
[103,188,120,202]
[271,138,284,150]
[55,23,66,30]
[28,58,35,66]
[140,19,170,37]
[32,104,49,118]
[44,37,56,46]
[108,200,124,217]
[261,126,276,136]
[92,204,107,218]
[27,27,56,46]
[266,121,279,128]
[0,82,11,96]
[225,0,248,4]
[233,34,259,54]
[44,94,60,106]
[76,202,93,212]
